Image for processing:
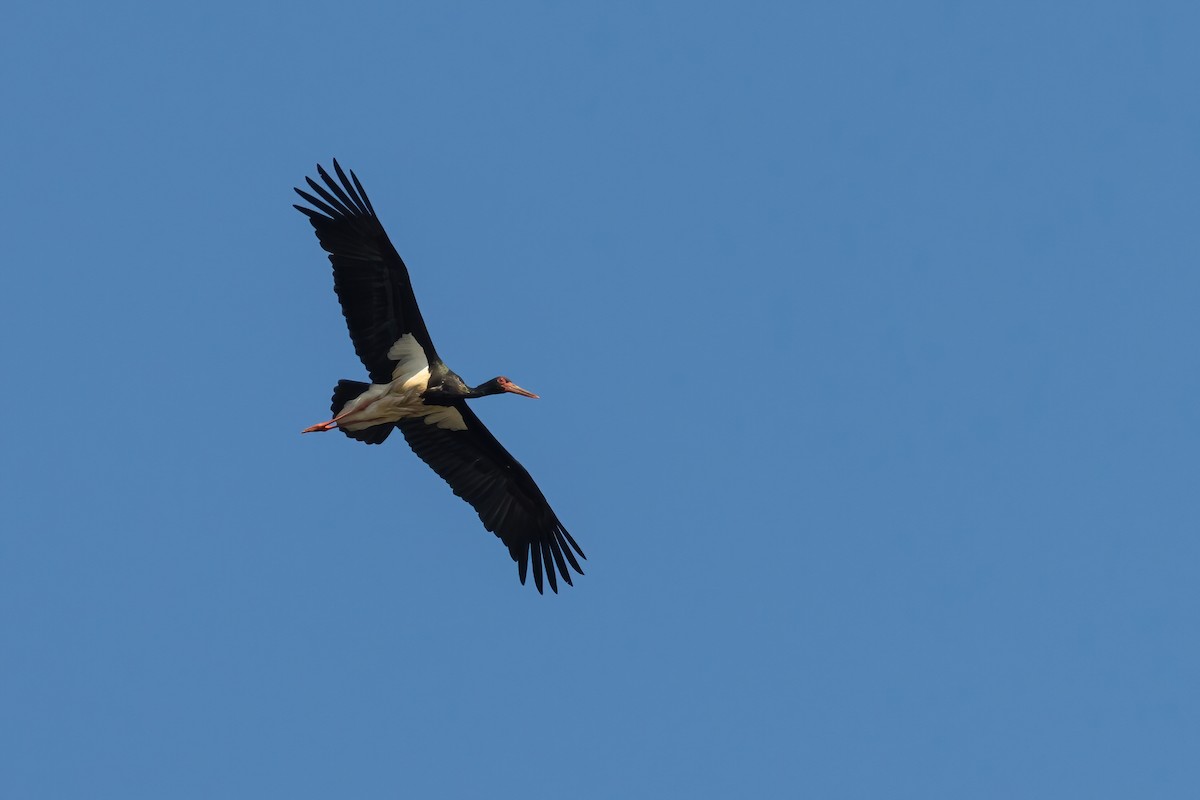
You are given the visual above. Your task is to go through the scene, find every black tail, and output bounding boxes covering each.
[331,380,394,445]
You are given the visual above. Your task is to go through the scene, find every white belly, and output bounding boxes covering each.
[336,377,430,430]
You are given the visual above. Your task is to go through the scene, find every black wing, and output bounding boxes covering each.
[398,404,586,594]
[294,161,438,383]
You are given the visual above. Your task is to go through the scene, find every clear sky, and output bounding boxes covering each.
[2,2,1198,798]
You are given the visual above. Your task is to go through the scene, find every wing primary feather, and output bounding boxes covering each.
[559,527,587,561]
[540,543,552,594]
[531,541,545,594]
[517,543,530,585]
[556,529,585,574]
[349,168,377,216]
[332,160,369,215]
[317,163,364,216]
[547,535,573,586]
[542,541,560,593]
[305,175,354,217]
[293,188,343,219]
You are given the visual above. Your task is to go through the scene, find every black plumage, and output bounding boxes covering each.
[399,406,584,594]
[294,161,437,384]
[294,160,585,593]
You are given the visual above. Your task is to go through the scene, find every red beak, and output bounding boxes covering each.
[504,382,539,399]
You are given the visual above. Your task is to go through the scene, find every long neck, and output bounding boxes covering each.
[466,378,505,399]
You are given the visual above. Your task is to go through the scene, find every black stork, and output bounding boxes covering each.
[294,161,585,593]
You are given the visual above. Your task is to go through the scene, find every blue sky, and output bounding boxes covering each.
[2,2,1198,797]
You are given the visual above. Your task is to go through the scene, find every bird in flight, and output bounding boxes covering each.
[294,161,585,593]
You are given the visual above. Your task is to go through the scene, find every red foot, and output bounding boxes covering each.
[301,421,337,434]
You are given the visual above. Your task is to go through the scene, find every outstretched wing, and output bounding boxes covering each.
[398,404,586,594]
[294,160,439,383]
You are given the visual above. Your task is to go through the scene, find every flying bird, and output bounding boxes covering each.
[294,160,585,593]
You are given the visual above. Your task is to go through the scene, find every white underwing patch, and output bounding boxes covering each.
[424,406,467,431]
[388,334,429,386]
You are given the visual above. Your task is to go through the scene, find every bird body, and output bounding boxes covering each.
[303,334,469,434]
[294,160,584,593]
